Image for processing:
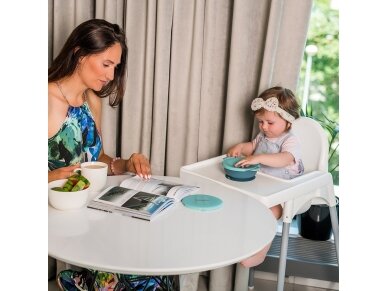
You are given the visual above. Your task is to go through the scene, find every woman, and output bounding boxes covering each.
[48,18,151,183]
[48,19,174,290]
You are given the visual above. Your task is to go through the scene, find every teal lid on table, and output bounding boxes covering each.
[181,194,223,211]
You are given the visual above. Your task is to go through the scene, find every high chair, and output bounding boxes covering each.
[180,117,339,291]
[268,116,339,291]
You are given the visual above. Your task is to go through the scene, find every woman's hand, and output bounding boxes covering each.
[48,164,80,182]
[127,153,151,179]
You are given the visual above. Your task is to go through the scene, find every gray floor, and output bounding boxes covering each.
[48,274,337,291]
[252,278,335,291]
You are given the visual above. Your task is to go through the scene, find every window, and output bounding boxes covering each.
[297,0,339,185]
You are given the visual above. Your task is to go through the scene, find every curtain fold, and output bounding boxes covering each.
[50,0,94,59]
[121,0,155,161]
[165,0,206,175]
[249,0,312,139]
[197,0,233,162]
[149,0,174,175]
[222,0,271,153]
[257,0,313,92]
[95,0,125,158]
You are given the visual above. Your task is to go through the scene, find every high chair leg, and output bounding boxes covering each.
[277,221,290,291]
[329,205,339,262]
[248,267,254,289]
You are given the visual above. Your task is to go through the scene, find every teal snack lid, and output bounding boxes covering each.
[181,194,223,211]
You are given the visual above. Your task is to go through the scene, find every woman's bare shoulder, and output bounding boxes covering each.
[48,82,67,108]
[48,82,69,138]
[85,90,102,118]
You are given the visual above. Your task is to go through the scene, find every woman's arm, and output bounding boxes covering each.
[48,164,81,182]
[98,148,151,179]
[87,91,151,179]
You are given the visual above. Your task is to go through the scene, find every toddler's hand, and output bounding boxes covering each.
[234,156,258,168]
[227,144,243,157]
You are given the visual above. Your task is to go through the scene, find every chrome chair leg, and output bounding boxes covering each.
[329,205,339,262]
[248,267,255,289]
[276,222,290,291]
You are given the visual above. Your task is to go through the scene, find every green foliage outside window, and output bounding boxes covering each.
[297,0,339,185]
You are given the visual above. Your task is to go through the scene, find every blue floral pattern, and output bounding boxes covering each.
[48,103,102,170]
[57,269,177,291]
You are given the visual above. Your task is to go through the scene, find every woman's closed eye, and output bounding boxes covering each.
[103,63,120,70]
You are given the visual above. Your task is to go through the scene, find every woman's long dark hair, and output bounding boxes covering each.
[49,19,128,107]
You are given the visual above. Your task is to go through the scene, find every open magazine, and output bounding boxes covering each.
[87,175,199,221]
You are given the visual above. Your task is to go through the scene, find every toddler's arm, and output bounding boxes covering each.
[227,142,255,157]
[235,151,295,168]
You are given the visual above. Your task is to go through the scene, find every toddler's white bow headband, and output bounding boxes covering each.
[251,97,295,123]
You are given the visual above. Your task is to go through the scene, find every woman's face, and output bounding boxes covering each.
[77,42,122,91]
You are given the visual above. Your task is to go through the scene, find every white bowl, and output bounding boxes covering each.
[48,179,89,210]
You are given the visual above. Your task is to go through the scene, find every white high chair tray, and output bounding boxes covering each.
[180,155,334,208]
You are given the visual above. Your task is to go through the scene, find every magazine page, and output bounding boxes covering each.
[119,176,199,200]
[88,186,174,220]
[166,184,200,200]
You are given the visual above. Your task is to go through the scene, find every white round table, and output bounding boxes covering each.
[48,175,277,275]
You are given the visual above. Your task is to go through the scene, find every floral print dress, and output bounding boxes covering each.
[48,102,102,170]
[57,269,176,291]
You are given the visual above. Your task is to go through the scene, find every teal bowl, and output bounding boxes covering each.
[222,157,260,182]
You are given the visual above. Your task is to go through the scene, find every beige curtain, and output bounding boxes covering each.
[49,0,312,288]
[49,0,312,177]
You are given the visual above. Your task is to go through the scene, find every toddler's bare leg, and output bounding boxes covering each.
[240,204,282,268]
[240,243,271,268]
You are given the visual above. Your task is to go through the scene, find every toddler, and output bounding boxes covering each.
[227,86,304,267]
